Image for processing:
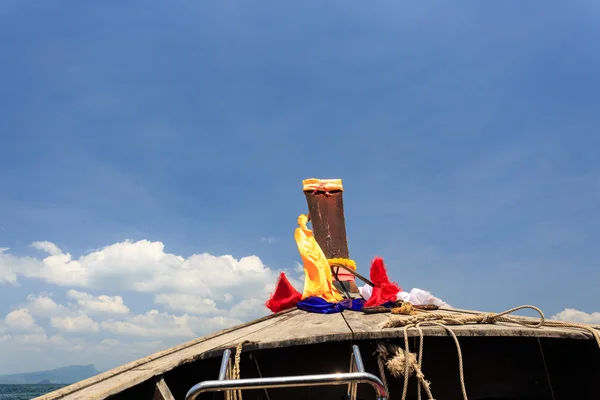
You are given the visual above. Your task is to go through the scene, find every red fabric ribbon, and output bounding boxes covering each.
[364,257,401,307]
[265,272,302,313]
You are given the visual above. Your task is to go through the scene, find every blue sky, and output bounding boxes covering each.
[1,1,600,374]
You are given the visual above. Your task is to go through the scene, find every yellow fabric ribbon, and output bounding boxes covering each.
[294,214,343,302]
[327,258,357,270]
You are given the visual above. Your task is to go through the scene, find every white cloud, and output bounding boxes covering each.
[0,238,306,374]
[154,293,224,315]
[2,240,279,304]
[228,297,268,319]
[551,308,600,324]
[100,308,243,339]
[51,312,100,333]
[14,333,73,348]
[260,237,276,244]
[0,248,21,284]
[25,293,69,317]
[31,241,62,256]
[67,290,130,315]
[4,308,44,333]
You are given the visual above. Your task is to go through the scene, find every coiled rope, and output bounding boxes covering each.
[376,305,600,400]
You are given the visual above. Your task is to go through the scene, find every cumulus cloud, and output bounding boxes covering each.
[551,308,600,324]
[154,293,225,315]
[0,248,22,284]
[14,333,74,348]
[100,309,237,338]
[0,331,167,373]
[51,312,100,333]
[0,238,306,374]
[228,297,269,319]
[67,290,130,315]
[4,309,44,333]
[2,240,279,303]
[31,241,62,256]
[25,293,69,317]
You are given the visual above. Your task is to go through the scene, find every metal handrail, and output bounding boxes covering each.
[185,345,387,400]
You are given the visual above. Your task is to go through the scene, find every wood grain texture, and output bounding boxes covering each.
[304,191,349,260]
[33,308,296,400]
[152,376,175,400]
[33,306,599,400]
[341,308,594,341]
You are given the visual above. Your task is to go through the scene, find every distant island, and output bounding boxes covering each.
[0,364,100,385]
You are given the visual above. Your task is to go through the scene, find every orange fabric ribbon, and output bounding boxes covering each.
[294,214,343,302]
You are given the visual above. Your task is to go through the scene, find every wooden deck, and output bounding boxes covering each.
[34,306,600,400]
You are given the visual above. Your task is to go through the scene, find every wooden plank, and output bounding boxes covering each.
[40,309,352,400]
[67,370,149,400]
[304,189,349,260]
[126,310,302,373]
[131,309,353,370]
[34,306,599,400]
[153,376,175,400]
[229,308,353,349]
[440,306,600,329]
[341,309,594,341]
[33,308,296,400]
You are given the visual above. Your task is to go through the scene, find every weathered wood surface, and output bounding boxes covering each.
[127,310,352,373]
[341,309,594,340]
[33,308,297,400]
[205,309,353,356]
[34,306,600,400]
[304,191,349,260]
[152,376,175,400]
[304,188,358,293]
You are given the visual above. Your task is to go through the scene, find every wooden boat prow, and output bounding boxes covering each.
[34,179,600,399]
[34,305,600,399]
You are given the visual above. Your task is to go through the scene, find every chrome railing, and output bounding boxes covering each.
[185,345,387,400]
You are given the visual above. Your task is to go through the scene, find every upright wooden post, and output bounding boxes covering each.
[302,178,358,293]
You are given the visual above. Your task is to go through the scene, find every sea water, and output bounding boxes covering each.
[0,384,67,399]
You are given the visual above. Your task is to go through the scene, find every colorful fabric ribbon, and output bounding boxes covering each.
[364,257,401,308]
[265,272,302,313]
[294,214,343,302]
[296,297,365,314]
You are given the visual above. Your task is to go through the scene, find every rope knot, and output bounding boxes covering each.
[479,312,497,324]
[385,346,419,378]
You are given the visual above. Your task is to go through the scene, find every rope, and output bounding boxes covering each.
[392,302,416,315]
[348,351,357,400]
[230,340,251,400]
[376,337,434,400]
[376,305,600,400]
[380,305,600,348]
[376,354,389,398]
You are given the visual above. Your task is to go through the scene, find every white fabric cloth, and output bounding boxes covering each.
[358,284,373,300]
[358,285,450,308]
[398,288,449,307]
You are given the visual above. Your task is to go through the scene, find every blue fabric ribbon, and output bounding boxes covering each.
[296,297,366,314]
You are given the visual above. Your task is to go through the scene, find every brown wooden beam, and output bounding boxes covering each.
[302,178,358,293]
[152,376,175,400]
[303,190,349,259]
